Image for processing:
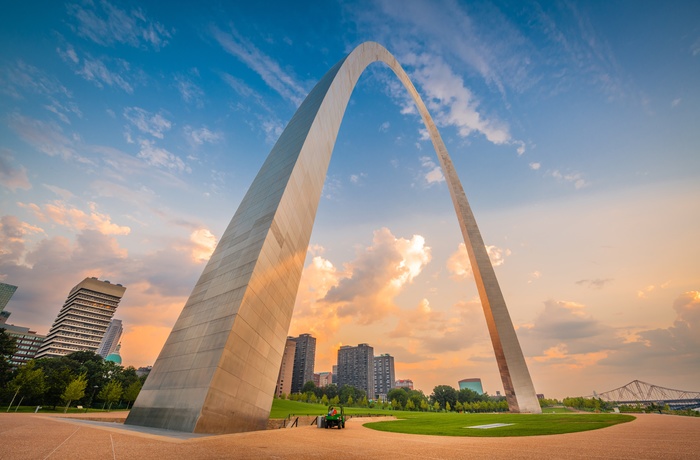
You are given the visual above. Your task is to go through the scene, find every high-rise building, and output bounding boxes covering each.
[0,282,18,312]
[97,319,123,358]
[373,353,395,400]
[332,365,338,384]
[275,337,296,397]
[395,379,413,390]
[35,277,126,359]
[290,333,316,394]
[458,378,484,395]
[3,324,45,367]
[0,282,18,324]
[337,343,374,398]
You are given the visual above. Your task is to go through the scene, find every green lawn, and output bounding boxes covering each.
[363,412,635,437]
[270,399,399,418]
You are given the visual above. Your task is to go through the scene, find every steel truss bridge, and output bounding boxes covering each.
[595,380,700,410]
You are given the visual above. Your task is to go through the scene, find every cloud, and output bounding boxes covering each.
[323,228,432,324]
[349,172,367,185]
[636,282,669,299]
[292,228,432,345]
[529,162,541,170]
[0,151,31,192]
[67,1,173,50]
[189,228,217,263]
[123,107,172,138]
[18,201,130,236]
[549,169,589,189]
[403,52,512,145]
[390,298,488,354]
[0,60,72,100]
[576,278,613,289]
[597,292,700,377]
[136,139,189,173]
[379,121,390,132]
[183,126,222,147]
[518,299,622,368]
[0,212,214,367]
[419,156,444,185]
[58,45,134,93]
[174,74,204,106]
[211,25,306,105]
[446,242,511,280]
[8,113,87,162]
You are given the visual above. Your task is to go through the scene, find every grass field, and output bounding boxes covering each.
[270,399,392,418]
[270,400,633,437]
[364,412,635,437]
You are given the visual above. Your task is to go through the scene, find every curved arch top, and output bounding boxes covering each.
[126,42,540,435]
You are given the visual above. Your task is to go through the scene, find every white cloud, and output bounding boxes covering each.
[671,98,681,107]
[419,156,444,185]
[379,121,390,132]
[189,228,217,263]
[446,242,511,280]
[404,52,512,145]
[0,151,31,192]
[175,75,204,106]
[58,45,134,93]
[305,228,432,325]
[349,172,367,185]
[529,162,541,170]
[8,113,86,162]
[137,139,188,173]
[550,169,589,189]
[0,60,72,100]
[184,126,222,146]
[67,1,173,50]
[124,107,172,139]
[211,25,306,105]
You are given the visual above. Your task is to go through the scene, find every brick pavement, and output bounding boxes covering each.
[1,412,698,459]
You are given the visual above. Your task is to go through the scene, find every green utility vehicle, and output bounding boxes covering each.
[324,405,346,429]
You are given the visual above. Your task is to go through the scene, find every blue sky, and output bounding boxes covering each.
[1,0,698,399]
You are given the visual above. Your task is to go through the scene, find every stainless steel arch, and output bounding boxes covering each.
[126,41,540,435]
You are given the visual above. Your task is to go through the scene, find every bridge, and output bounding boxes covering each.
[595,380,700,410]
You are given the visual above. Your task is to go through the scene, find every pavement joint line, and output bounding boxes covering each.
[43,426,80,460]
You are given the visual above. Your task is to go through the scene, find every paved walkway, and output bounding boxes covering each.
[1,411,698,459]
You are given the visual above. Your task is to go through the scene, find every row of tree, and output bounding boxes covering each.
[1,330,144,412]
[281,381,509,412]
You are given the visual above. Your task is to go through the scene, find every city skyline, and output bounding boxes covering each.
[0,1,698,399]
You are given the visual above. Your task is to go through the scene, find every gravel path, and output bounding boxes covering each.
[1,412,698,459]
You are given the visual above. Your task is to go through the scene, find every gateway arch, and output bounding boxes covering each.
[126,41,541,434]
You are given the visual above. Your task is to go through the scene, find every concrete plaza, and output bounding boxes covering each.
[1,411,698,459]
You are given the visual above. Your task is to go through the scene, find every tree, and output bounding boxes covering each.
[301,380,316,394]
[431,385,458,410]
[321,394,329,405]
[62,374,87,413]
[6,360,45,412]
[122,380,142,409]
[330,395,340,405]
[455,401,464,412]
[420,400,429,412]
[446,401,451,412]
[0,329,18,388]
[346,395,353,406]
[34,356,80,409]
[432,401,439,411]
[405,399,415,411]
[387,388,408,408]
[98,380,123,411]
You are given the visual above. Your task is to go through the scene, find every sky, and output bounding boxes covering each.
[1,0,698,400]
